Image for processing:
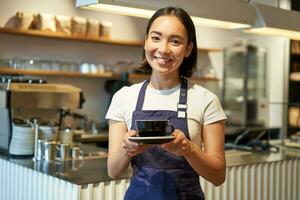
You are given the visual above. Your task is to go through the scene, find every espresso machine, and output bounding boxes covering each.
[0,76,84,156]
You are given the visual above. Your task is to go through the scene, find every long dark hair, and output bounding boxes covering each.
[139,7,197,78]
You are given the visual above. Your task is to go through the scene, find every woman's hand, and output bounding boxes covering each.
[160,129,192,157]
[123,130,148,157]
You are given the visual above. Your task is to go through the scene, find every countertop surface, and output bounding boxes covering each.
[1,144,300,186]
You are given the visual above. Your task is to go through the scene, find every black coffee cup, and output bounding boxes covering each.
[135,120,175,137]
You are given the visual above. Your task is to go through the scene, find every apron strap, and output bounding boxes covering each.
[177,77,188,118]
[135,80,149,111]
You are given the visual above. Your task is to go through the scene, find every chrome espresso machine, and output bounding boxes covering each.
[0,76,84,156]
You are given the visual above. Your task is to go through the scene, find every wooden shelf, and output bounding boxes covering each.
[0,67,115,78]
[290,72,300,81]
[0,27,222,52]
[0,27,142,46]
[290,79,300,82]
[0,67,218,82]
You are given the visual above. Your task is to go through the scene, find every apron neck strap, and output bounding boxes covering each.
[178,78,188,106]
[177,78,188,118]
[135,80,149,111]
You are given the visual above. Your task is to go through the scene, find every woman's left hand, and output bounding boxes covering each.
[160,129,192,157]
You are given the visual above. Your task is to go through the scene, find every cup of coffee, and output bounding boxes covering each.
[135,120,175,137]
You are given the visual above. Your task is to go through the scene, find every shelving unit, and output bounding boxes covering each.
[288,40,300,136]
[0,27,221,53]
[0,27,221,82]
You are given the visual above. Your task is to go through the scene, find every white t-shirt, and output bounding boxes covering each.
[105,79,227,147]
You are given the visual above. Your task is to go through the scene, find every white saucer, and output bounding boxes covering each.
[128,135,175,144]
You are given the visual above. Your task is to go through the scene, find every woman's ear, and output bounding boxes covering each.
[184,42,194,57]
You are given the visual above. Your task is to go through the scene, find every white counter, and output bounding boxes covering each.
[1,147,300,200]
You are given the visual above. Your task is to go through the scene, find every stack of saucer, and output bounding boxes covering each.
[9,123,34,155]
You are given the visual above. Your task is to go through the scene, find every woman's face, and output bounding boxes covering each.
[144,15,193,76]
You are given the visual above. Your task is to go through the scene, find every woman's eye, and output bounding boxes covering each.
[171,40,182,46]
[151,36,160,41]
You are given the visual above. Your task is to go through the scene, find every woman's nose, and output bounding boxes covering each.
[158,41,170,54]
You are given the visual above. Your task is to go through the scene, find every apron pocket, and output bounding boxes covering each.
[125,184,180,200]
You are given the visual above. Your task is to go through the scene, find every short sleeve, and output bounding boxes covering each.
[203,95,227,125]
[105,88,126,122]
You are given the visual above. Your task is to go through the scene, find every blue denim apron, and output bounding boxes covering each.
[124,78,205,200]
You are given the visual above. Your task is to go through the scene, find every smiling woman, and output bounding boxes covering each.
[105,6,227,200]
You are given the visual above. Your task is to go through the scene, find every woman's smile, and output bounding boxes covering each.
[153,55,173,65]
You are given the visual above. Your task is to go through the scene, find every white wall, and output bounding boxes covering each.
[0,0,289,130]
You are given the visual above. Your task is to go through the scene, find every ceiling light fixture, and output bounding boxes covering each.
[76,0,256,29]
[246,3,300,40]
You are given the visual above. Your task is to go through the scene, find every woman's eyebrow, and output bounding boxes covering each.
[150,31,184,40]
[150,31,162,35]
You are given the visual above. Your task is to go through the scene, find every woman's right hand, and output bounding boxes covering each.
[123,130,147,157]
